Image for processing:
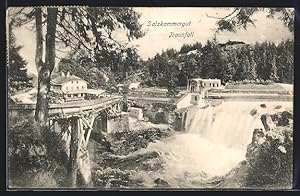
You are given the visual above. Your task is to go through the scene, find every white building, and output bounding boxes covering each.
[187,78,221,93]
[50,72,105,101]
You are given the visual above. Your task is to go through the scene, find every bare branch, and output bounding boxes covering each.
[206,8,239,20]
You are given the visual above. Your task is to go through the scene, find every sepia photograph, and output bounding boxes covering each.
[6,7,294,189]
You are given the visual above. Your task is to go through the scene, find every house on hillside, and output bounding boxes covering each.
[218,40,248,51]
[50,72,106,102]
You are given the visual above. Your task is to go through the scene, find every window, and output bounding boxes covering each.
[77,81,78,84]
[82,86,84,89]
[195,96,198,101]
[77,86,79,90]
[66,87,68,90]
[71,81,73,84]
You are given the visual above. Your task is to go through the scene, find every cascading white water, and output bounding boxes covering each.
[188,102,263,150]
[132,101,292,188]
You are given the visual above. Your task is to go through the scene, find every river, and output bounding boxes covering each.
[126,101,293,188]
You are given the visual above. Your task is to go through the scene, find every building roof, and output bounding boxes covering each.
[189,78,221,82]
[218,40,246,47]
[51,75,87,85]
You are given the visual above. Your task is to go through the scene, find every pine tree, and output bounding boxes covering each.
[246,48,257,80]
[270,56,279,82]
[8,25,32,92]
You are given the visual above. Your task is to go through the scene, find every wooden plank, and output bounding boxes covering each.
[78,118,86,150]
[80,114,95,147]
[84,114,95,147]
[68,116,80,187]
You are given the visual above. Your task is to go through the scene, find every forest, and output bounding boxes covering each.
[144,39,294,86]
[56,38,294,94]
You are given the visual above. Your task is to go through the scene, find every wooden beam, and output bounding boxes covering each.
[78,118,86,150]
[80,114,95,147]
[84,113,95,148]
[68,116,80,187]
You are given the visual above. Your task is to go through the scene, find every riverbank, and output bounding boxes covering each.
[218,109,293,189]
[89,100,293,189]
[89,119,177,188]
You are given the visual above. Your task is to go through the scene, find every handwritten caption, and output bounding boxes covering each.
[147,21,194,38]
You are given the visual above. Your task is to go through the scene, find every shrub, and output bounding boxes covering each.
[30,171,58,188]
[245,112,293,188]
[8,116,68,188]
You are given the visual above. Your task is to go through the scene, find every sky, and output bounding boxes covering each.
[10,7,293,75]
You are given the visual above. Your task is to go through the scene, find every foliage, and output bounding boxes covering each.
[143,39,294,87]
[109,128,175,155]
[211,8,294,32]
[93,167,141,188]
[8,116,69,188]
[9,7,144,124]
[8,24,32,93]
[56,57,108,89]
[244,112,293,188]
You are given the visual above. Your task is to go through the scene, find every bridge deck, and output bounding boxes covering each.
[9,95,176,117]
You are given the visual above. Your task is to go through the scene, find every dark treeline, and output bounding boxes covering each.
[57,38,293,93]
[143,39,294,89]
[56,47,142,90]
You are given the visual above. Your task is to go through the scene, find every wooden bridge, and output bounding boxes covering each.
[8,94,177,187]
[9,95,131,187]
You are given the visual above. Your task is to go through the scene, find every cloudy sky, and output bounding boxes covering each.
[10,7,293,75]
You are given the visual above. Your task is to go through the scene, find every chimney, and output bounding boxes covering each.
[61,71,65,77]
[67,71,70,77]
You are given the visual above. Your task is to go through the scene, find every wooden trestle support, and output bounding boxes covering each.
[48,98,131,187]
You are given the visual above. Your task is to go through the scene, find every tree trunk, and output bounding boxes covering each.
[34,8,58,126]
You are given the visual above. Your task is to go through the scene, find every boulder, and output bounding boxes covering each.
[250,109,257,116]
[271,111,293,127]
[260,114,277,132]
[244,111,293,187]
[260,104,267,108]
[246,128,265,162]
[274,105,282,109]
[154,111,166,124]
[281,111,293,120]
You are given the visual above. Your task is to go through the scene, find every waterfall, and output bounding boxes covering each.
[188,102,264,150]
[134,101,292,188]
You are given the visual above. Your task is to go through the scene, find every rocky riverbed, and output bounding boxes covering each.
[90,104,293,189]
[90,125,176,188]
[218,110,293,189]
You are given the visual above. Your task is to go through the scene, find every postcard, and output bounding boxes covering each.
[7,7,294,189]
